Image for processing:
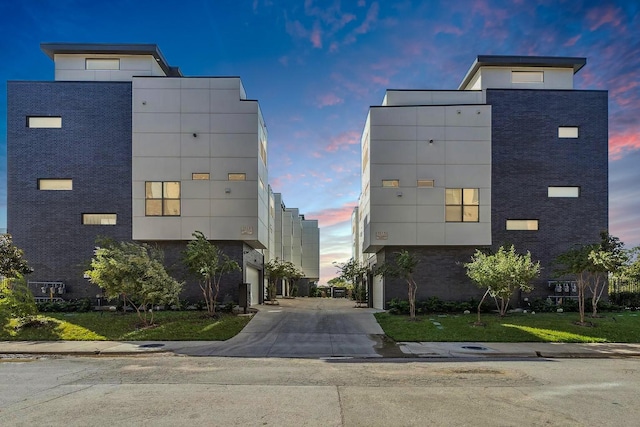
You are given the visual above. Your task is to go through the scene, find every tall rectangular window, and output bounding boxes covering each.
[511,71,544,83]
[558,127,579,138]
[548,186,580,197]
[28,117,62,128]
[382,179,399,188]
[85,58,120,70]
[38,179,72,190]
[445,188,479,222]
[145,181,180,216]
[506,220,539,230]
[228,173,246,181]
[83,214,117,225]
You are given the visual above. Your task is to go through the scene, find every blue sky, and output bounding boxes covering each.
[1,0,638,284]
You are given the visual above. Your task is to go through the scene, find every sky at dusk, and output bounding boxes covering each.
[1,0,638,285]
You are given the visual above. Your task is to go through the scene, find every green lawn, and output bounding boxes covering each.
[1,311,251,341]
[375,312,640,343]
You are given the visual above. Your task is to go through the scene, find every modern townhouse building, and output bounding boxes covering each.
[7,42,319,306]
[357,55,608,309]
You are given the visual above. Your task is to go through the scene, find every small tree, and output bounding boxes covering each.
[465,245,540,323]
[334,258,369,305]
[183,231,240,316]
[0,275,37,322]
[555,231,626,323]
[265,258,303,301]
[376,250,419,320]
[86,240,182,326]
[0,234,33,278]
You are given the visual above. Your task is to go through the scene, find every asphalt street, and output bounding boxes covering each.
[2,355,640,426]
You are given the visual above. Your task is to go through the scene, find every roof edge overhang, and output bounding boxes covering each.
[458,55,586,90]
[40,42,182,77]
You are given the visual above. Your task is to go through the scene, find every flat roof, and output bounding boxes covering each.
[40,43,182,77]
[458,55,586,90]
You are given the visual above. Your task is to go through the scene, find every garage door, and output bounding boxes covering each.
[246,266,260,306]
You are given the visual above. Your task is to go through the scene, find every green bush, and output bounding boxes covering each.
[387,297,493,315]
[36,298,93,313]
[609,291,640,309]
[0,276,37,319]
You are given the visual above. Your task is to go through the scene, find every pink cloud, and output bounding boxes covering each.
[310,22,322,48]
[308,203,357,228]
[587,5,624,31]
[325,130,360,152]
[433,23,464,36]
[316,92,344,108]
[312,151,323,158]
[270,173,293,190]
[610,130,640,161]
[563,34,581,47]
[370,75,389,85]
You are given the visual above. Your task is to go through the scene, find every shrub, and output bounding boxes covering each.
[36,298,93,313]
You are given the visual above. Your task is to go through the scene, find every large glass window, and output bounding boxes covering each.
[83,214,117,225]
[145,181,180,216]
[28,117,62,128]
[38,179,72,190]
[445,188,479,222]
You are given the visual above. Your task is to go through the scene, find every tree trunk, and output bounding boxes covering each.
[477,289,491,324]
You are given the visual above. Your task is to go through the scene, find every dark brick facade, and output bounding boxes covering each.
[380,89,608,307]
[488,89,608,299]
[8,81,133,300]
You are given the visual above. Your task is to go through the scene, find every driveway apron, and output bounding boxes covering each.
[183,298,385,358]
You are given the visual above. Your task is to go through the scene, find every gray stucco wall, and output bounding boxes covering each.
[7,81,133,300]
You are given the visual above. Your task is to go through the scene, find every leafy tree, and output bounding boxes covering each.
[0,275,37,323]
[265,258,303,301]
[183,231,240,316]
[555,231,626,323]
[334,258,369,305]
[465,245,540,323]
[86,240,183,326]
[376,250,419,320]
[0,234,33,278]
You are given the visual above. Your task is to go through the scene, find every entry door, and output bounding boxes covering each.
[372,275,384,309]
[246,266,260,306]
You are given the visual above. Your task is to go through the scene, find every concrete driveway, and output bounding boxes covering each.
[182,297,386,358]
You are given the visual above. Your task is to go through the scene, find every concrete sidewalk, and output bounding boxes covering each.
[2,340,640,358]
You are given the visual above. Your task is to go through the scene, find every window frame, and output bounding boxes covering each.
[548,186,580,198]
[27,116,62,128]
[417,179,435,188]
[192,173,210,180]
[228,173,246,181]
[506,219,539,231]
[558,126,579,138]
[38,178,73,190]
[85,58,120,70]
[82,213,117,225]
[445,188,479,222]
[145,181,181,216]
[382,179,399,188]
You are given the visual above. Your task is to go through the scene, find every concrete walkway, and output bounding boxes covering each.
[182,297,387,358]
[2,298,640,359]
